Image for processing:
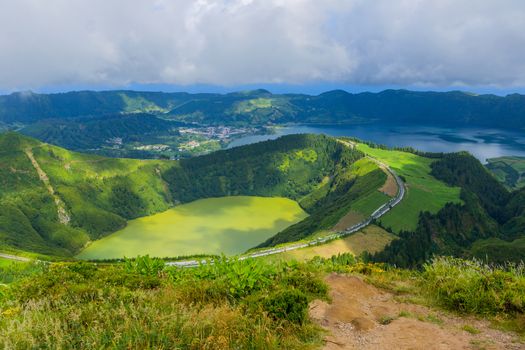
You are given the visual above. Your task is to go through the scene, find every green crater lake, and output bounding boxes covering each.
[77,196,307,259]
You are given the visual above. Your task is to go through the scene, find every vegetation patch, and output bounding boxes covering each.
[0,256,328,349]
[422,257,525,316]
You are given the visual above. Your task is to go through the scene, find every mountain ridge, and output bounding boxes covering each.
[1,88,524,129]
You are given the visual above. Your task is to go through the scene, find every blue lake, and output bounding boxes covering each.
[228,124,525,163]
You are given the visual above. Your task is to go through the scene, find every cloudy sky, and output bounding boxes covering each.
[1,0,525,94]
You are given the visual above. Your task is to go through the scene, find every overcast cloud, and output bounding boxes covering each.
[1,0,524,91]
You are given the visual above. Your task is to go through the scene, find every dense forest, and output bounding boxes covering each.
[1,89,525,129]
[21,114,185,151]
[373,152,525,267]
[163,134,362,201]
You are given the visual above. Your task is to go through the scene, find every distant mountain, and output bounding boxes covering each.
[21,113,185,151]
[1,89,524,129]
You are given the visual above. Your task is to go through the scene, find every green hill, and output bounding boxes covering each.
[20,113,185,151]
[372,150,525,267]
[0,132,172,256]
[0,132,375,257]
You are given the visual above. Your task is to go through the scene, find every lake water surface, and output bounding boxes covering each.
[228,124,525,163]
[77,196,307,259]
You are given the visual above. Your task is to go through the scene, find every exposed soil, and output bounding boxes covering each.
[310,274,523,350]
[379,168,397,197]
[333,211,365,231]
[25,148,70,225]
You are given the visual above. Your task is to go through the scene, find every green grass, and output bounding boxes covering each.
[0,259,44,284]
[422,257,525,315]
[77,196,308,259]
[235,98,274,113]
[0,258,17,268]
[0,256,327,349]
[356,144,462,232]
[351,190,390,216]
[120,93,168,113]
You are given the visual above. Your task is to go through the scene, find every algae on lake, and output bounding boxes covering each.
[77,196,307,259]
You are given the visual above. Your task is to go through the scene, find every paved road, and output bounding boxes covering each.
[167,153,405,267]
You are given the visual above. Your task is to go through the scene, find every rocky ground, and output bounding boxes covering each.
[310,274,524,350]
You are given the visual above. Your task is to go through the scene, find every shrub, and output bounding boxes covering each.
[124,255,165,277]
[264,289,309,324]
[422,257,525,315]
[0,257,326,349]
[168,257,279,300]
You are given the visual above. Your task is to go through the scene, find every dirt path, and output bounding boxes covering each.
[25,148,70,225]
[0,253,30,262]
[310,274,523,350]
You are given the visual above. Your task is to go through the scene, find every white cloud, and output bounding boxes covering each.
[0,0,524,90]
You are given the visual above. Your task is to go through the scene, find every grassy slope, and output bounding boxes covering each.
[0,257,328,349]
[355,144,462,232]
[1,255,524,348]
[0,132,173,256]
[260,157,389,246]
[471,237,525,263]
[2,133,377,257]
[280,225,396,261]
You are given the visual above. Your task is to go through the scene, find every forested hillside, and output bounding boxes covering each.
[163,134,361,201]
[0,133,370,256]
[486,156,525,190]
[21,114,185,151]
[1,89,525,129]
[374,152,525,267]
[0,132,172,256]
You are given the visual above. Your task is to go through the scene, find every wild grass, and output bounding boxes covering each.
[0,260,47,284]
[3,253,525,347]
[0,256,327,349]
[421,257,525,316]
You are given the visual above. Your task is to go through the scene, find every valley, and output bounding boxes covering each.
[2,3,524,348]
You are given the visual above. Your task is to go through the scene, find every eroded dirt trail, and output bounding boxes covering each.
[25,148,70,225]
[310,274,523,350]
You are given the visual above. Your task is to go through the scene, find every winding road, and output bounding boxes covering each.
[167,155,405,267]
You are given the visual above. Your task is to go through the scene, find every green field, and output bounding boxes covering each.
[0,257,16,268]
[351,190,390,217]
[355,144,462,232]
[77,196,307,259]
